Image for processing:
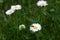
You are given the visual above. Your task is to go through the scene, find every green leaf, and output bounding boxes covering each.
[0,0,3,3]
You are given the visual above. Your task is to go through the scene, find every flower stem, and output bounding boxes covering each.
[35,33,40,40]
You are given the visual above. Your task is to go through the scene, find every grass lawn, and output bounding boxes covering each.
[0,0,60,40]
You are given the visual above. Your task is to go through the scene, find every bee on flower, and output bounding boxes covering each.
[11,5,22,10]
[19,24,26,30]
[30,23,42,32]
[37,0,48,7]
[6,9,15,15]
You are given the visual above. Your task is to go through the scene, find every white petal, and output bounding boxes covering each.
[11,5,21,10]
[19,24,26,30]
[30,27,38,32]
[6,9,15,15]
[37,0,48,7]
[37,1,41,6]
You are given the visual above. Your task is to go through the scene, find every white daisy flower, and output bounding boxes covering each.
[19,24,26,30]
[37,0,48,7]
[11,5,21,10]
[6,9,15,15]
[30,23,41,32]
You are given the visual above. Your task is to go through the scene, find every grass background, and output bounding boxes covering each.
[0,0,60,40]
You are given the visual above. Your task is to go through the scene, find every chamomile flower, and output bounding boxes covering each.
[11,5,21,10]
[19,24,26,30]
[37,0,48,7]
[6,9,15,15]
[30,23,41,32]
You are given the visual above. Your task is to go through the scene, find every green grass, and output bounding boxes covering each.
[0,0,60,40]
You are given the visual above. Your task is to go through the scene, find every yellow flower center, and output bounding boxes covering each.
[34,26,38,29]
[41,2,44,6]
[14,6,18,8]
